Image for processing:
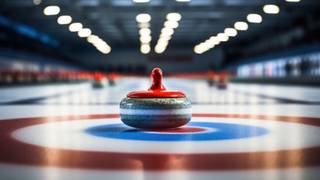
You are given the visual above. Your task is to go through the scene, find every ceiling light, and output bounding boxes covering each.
[161,28,174,36]
[155,13,181,54]
[166,13,182,21]
[263,4,280,14]
[133,0,150,3]
[88,37,112,54]
[140,35,152,43]
[158,36,169,41]
[140,44,151,54]
[194,46,203,54]
[234,21,248,31]
[93,40,108,48]
[57,15,72,25]
[199,42,208,51]
[139,28,151,36]
[202,43,211,50]
[96,45,111,54]
[204,40,215,48]
[138,22,150,28]
[176,0,191,2]
[164,21,179,29]
[160,33,172,38]
[69,23,83,32]
[159,35,171,41]
[93,41,108,48]
[194,44,208,54]
[155,45,165,54]
[224,28,237,37]
[217,33,229,42]
[208,36,220,45]
[78,28,92,38]
[43,6,60,16]
[136,13,151,23]
[33,0,41,5]
[157,44,168,50]
[157,40,169,46]
[87,35,100,43]
[247,14,262,23]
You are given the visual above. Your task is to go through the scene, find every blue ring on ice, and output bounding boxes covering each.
[85,122,269,141]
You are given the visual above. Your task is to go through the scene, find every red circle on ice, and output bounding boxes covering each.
[0,114,320,170]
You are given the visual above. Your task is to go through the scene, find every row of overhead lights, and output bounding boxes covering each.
[136,14,152,54]
[154,13,181,54]
[37,0,300,55]
[133,0,185,54]
[194,0,301,54]
[42,5,111,54]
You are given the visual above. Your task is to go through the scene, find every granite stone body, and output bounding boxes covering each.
[120,97,192,129]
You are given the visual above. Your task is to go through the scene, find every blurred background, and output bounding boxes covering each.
[0,0,320,85]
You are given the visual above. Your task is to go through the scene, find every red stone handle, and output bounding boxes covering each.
[149,68,166,91]
[127,67,185,98]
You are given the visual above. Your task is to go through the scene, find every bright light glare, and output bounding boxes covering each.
[78,28,92,38]
[247,14,262,23]
[217,33,229,42]
[166,13,182,21]
[93,40,111,54]
[161,28,174,36]
[204,40,215,48]
[140,44,151,54]
[136,13,151,23]
[43,6,60,16]
[57,15,72,25]
[194,45,207,54]
[87,35,100,43]
[159,35,171,41]
[69,23,83,32]
[139,28,151,36]
[93,40,108,48]
[155,45,165,54]
[194,46,202,54]
[224,28,237,37]
[140,35,152,43]
[164,21,179,29]
[208,36,219,45]
[202,43,211,50]
[263,4,280,14]
[157,39,169,46]
[33,0,41,5]
[139,22,150,28]
[96,45,111,54]
[234,21,248,31]
[155,13,181,54]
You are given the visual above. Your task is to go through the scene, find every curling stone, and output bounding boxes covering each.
[92,72,105,88]
[120,68,192,129]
